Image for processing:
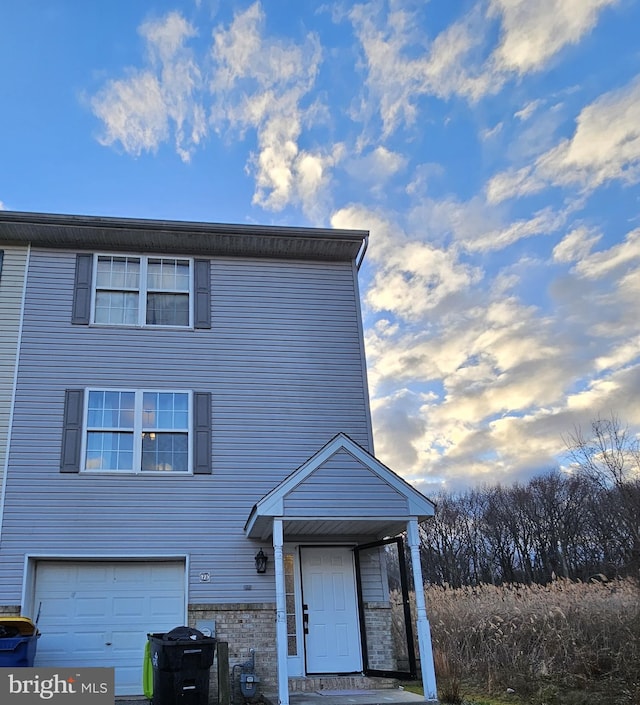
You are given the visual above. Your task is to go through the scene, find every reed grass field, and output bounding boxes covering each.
[416,578,639,705]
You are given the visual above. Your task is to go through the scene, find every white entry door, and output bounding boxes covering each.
[300,546,362,674]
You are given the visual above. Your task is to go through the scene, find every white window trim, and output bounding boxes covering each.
[90,253,194,328]
[81,388,193,475]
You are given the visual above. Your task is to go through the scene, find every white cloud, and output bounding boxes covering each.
[331,204,404,262]
[366,240,483,320]
[209,2,326,216]
[91,3,329,214]
[344,146,408,191]
[553,226,601,263]
[488,0,618,74]
[485,164,540,204]
[514,99,543,121]
[348,2,496,136]
[92,71,169,156]
[487,75,640,202]
[464,206,566,252]
[342,193,640,489]
[480,122,504,141]
[574,228,640,279]
[370,390,430,469]
[405,194,566,254]
[92,12,205,162]
[537,76,640,189]
[348,0,618,138]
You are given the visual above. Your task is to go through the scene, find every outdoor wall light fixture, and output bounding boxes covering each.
[254,549,268,574]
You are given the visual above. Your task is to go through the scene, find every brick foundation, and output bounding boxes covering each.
[189,602,277,701]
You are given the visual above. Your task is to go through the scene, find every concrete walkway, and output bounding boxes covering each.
[275,689,430,705]
[116,688,431,705]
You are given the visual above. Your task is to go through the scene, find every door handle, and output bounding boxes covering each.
[302,604,309,635]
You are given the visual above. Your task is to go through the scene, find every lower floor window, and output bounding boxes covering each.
[85,389,190,473]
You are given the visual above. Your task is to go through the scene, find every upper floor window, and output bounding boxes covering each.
[71,253,211,329]
[94,256,191,327]
[85,389,190,473]
[60,388,212,475]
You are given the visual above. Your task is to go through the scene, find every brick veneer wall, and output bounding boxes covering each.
[189,602,277,701]
[361,601,394,670]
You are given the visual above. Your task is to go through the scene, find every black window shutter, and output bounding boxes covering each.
[193,392,212,474]
[72,254,93,324]
[193,259,211,329]
[0,250,4,281]
[60,389,84,473]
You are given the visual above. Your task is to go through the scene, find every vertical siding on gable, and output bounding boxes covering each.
[0,246,27,500]
[1,250,373,605]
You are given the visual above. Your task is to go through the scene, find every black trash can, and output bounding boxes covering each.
[148,627,216,705]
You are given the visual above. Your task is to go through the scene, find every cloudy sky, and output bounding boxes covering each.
[2,0,639,493]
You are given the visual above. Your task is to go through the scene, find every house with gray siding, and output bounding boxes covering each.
[0,211,437,702]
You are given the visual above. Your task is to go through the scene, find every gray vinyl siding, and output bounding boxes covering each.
[0,246,27,494]
[1,250,372,605]
[283,450,409,516]
[358,546,389,602]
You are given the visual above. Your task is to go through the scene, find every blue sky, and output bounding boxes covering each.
[2,0,639,492]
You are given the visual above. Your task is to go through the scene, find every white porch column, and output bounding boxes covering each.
[407,518,438,701]
[273,519,289,705]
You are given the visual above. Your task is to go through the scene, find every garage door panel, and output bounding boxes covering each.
[112,630,147,656]
[149,594,185,618]
[151,563,183,580]
[112,595,145,617]
[40,597,73,618]
[76,596,109,617]
[71,632,109,655]
[34,560,185,696]
[77,565,111,583]
[113,564,147,582]
[40,631,71,656]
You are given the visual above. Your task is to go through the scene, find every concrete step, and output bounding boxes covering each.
[288,676,399,693]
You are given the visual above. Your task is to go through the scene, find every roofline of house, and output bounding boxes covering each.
[0,210,369,262]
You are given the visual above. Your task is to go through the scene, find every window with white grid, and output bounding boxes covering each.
[84,389,191,473]
[93,255,192,327]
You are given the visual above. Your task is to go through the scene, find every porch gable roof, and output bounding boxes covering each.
[244,433,435,540]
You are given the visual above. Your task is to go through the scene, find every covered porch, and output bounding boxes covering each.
[245,434,438,705]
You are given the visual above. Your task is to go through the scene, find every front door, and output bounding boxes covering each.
[300,546,362,674]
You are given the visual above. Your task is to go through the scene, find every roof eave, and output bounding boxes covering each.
[0,211,368,262]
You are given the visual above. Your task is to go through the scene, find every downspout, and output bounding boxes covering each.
[355,233,369,271]
[0,245,30,545]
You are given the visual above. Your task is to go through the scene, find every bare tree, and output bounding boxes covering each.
[565,414,640,579]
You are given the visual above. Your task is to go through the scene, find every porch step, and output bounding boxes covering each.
[288,676,398,693]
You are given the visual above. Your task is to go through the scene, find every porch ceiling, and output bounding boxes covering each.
[247,516,413,541]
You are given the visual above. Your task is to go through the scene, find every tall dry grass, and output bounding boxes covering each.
[419,578,639,703]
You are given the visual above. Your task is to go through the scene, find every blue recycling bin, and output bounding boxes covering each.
[0,617,40,666]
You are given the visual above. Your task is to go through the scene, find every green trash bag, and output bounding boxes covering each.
[143,640,154,700]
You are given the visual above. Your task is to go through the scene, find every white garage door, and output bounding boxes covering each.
[33,560,186,695]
